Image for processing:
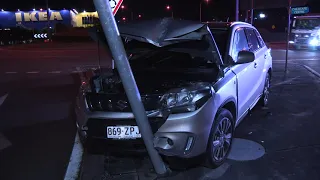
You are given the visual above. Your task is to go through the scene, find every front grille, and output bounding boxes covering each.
[296,38,309,44]
[86,117,166,138]
[86,93,162,112]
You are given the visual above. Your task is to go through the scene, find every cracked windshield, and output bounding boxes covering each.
[1,0,320,180]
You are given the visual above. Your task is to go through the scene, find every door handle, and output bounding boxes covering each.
[264,54,267,59]
[254,62,258,68]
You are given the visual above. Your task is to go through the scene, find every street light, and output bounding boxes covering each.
[200,0,210,22]
[120,5,134,21]
[138,14,142,18]
[259,13,266,19]
[166,5,173,18]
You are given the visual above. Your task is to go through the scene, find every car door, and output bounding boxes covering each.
[244,28,266,108]
[229,27,256,119]
[254,29,271,88]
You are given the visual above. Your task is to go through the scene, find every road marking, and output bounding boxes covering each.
[0,94,11,151]
[0,93,8,106]
[64,132,84,180]
[0,132,12,151]
[273,59,320,61]
[48,71,61,74]
[26,71,39,74]
[5,72,17,74]
[272,77,300,87]
[303,65,320,78]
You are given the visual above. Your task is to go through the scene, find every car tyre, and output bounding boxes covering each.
[205,108,234,168]
[259,73,270,107]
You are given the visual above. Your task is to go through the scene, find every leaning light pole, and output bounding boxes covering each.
[93,0,168,175]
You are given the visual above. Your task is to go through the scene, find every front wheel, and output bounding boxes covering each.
[205,108,234,168]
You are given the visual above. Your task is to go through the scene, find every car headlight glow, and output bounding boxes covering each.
[309,38,319,46]
[160,82,213,114]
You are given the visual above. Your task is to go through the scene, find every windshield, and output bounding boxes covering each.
[124,39,219,69]
[210,29,229,57]
[293,18,320,29]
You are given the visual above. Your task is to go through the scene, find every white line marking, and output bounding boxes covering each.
[5,72,17,74]
[303,65,320,78]
[48,71,61,74]
[26,71,39,74]
[0,132,12,151]
[0,93,8,106]
[63,132,84,180]
[0,94,11,151]
[273,59,320,61]
[272,77,301,87]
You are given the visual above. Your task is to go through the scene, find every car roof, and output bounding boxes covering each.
[206,21,253,30]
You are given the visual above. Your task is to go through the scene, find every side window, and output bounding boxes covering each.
[254,30,266,47]
[245,28,261,52]
[231,28,249,61]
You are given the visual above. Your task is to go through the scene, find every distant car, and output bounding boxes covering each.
[75,19,272,168]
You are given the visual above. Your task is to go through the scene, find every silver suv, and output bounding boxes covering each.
[75,19,272,168]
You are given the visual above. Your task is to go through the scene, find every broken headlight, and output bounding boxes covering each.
[160,82,213,114]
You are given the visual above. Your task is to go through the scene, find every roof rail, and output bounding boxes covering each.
[230,21,251,26]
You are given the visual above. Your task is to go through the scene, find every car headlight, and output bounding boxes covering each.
[160,82,213,114]
[309,38,319,46]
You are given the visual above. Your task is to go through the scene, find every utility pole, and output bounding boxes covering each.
[93,0,168,175]
[250,0,254,24]
[235,0,239,21]
[46,0,51,40]
[200,2,202,22]
[285,0,292,72]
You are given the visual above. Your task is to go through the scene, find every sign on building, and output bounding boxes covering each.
[15,11,63,22]
[291,6,310,15]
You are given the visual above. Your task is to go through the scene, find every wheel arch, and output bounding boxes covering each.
[217,97,237,124]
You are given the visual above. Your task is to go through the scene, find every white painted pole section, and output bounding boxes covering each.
[0,93,11,151]
[63,132,84,180]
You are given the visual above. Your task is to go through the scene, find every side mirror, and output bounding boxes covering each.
[236,51,255,64]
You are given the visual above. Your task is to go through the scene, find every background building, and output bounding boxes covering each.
[0,9,98,31]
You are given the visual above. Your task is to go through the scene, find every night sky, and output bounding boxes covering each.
[1,0,320,28]
[1,0,236,21]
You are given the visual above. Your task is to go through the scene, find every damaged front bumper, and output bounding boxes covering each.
[75,96,215,158]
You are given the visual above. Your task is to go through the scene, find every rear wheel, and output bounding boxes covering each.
[205,108,234,168]
[259,73,270,107]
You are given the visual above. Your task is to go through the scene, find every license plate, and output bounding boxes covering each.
[106,126,141,139]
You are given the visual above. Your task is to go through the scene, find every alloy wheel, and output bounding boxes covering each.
[263,75,270,106]
[211,117,232,162]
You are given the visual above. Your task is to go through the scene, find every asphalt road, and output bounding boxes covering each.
[0,42,111,180]
[1,42,320,180]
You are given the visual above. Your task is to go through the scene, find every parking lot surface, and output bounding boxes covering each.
[80,62,320,180]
